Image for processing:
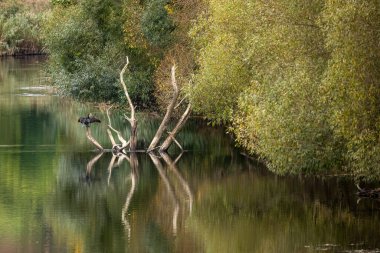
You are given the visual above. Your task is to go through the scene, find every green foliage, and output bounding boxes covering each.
[141,0,175,47]
[43,0,158,106]
[123,69,155,107]
[51,0,76,6]
[0,2,44,55]
[190,0,347,175]
[321,0,380,180]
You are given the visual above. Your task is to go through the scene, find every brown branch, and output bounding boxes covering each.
[85,127,104,151]
[148,65,180,152]
[160,103,191,152]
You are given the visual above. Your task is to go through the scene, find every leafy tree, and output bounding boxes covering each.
[141,0,175,47]
[321,0,380,180]
[190,0,345,174]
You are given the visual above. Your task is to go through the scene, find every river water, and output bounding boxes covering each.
[1,56,380,253]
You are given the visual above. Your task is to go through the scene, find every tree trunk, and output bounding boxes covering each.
[160,103,191,152]
[129,119,138,151]
[120,57,138,151]
[148,65,179,152]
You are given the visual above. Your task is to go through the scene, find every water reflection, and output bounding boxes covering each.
[121,153,138,240]
[149,153,180,235]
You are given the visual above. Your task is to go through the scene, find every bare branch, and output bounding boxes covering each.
[85,127,104,151]
[106,106,129,148]
[171,135,183,151]
[174,95,188,110]
[160,103,191,152]
[120,57,137,151]
[148,65,180,152]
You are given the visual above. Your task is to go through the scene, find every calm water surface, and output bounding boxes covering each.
[1,57,380,253]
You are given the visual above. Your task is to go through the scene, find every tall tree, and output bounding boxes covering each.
[322,0,380,179]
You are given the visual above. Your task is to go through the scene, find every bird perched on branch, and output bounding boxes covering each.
[78,113,101,127]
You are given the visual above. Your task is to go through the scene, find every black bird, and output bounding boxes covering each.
[78,113,101,127]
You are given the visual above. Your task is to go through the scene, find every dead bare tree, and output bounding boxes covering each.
[147,65,180,152]
[120,57,137,151]
[81,58,192,155]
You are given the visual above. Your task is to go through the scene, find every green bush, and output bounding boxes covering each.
[43,1,157,106]
[0,4,43,55]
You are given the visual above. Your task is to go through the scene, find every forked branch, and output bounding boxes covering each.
[148,65,179,152]
[120,57,137,151]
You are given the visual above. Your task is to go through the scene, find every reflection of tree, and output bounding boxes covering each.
[161,152,193,214]
[149,153,180,235]
[85,152,104,180]
[121,153,139,240]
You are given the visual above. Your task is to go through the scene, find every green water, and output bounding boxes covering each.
[1,56,380,253]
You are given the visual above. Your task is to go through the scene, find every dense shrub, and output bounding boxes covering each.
[0,2,44,55]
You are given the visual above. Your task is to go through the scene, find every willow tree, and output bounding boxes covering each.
[322,0,380,180]
[190,0,344,174]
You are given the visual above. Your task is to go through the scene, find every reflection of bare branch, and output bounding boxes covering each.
[86,152,104,177]
[161,152,194,214]
[149,154,179,235]
[122,153,139,241]
[107,155,117,186]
